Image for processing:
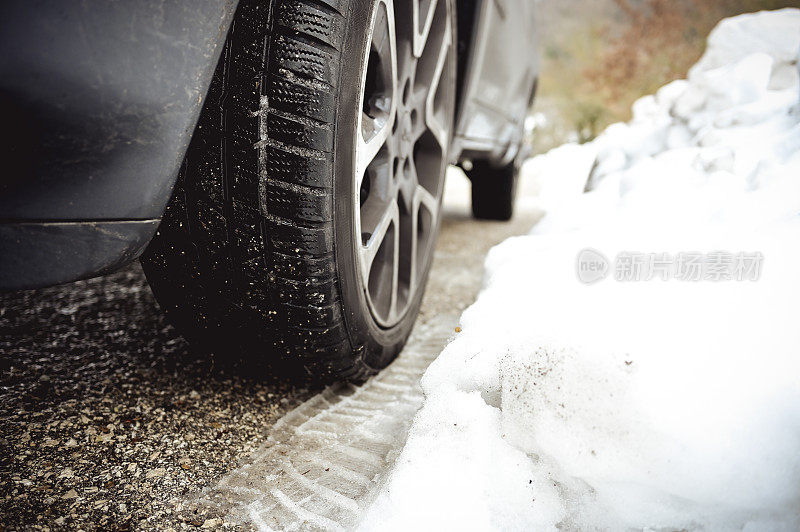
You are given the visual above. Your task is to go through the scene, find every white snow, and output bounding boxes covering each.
[359,9,800,532]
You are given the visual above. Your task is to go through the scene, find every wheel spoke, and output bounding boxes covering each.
[356,0,398,183]
[359,199,400,322]
[357,115,392,185]
[399,156,418,213]
[409,184,438,291]
[415,183,439,220]
[425,8,451,151]
[360,200,399,286]
[413,0,438,58]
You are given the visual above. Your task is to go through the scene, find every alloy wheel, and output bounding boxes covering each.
[355,0,454,327]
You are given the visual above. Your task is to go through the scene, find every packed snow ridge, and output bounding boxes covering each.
[359,9,800,531]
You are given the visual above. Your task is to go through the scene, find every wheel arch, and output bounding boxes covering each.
[0,1,239,290]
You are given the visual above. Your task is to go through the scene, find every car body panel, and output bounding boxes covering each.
[451,0,539,164]
[0,0,237,221]
[0,220,159,290]
[0,0,537,290]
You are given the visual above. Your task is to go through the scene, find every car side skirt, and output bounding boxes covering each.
[0,220,159,290]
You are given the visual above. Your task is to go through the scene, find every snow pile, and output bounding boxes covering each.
[359,10,800,532]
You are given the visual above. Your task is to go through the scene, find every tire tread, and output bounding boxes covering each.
[141,0,370,381]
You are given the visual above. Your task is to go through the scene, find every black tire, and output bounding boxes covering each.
[140,0,456,382]
[467,160,518,221]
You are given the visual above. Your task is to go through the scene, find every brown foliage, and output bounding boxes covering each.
[533,0,800,151]
[585,0,800,123]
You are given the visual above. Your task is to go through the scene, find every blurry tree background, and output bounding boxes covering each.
[533,0,800,153]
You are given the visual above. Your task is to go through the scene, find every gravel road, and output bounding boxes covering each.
[0,170,541,530]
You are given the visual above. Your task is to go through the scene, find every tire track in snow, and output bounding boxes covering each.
[183,172,543,530]
[191,317,455,531]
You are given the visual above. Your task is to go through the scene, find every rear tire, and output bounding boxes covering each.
[141,0,456,382]
[467,160,518,221]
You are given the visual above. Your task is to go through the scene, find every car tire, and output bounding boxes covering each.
[467,160,518,221]
[140,0,456,382]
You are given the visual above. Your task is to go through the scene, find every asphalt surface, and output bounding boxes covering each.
[0,170,542,530]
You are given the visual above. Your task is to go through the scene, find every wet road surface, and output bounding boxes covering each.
[0,170,542,530]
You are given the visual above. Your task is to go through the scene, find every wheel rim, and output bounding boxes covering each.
[355,0,454,328]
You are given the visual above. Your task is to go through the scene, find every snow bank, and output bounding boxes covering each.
[690,8,800,90]
[360,10,800,531]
